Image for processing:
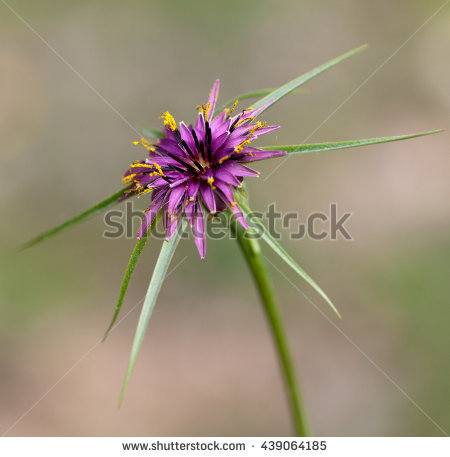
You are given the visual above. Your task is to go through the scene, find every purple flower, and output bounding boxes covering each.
[123,80,286,258]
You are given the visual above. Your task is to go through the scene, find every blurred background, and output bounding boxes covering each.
[0,0,449,436]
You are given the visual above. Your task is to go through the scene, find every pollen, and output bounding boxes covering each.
[122,173,137,184]
[152,162,165,177]
[137,187,153,198]
[133,138,155,151]
[197,103,211,122]
[129,162,154,169]
[235,140,251,154]
[207,177,214,185]
[229,99,239,115]
[160,111,177,131]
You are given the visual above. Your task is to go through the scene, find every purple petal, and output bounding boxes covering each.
[168,184,187,214]
[187,179,200,200]
[166,215,180,240]
[212,166,241,186]
[222,161,260,178]
[200,182,216,213]
[207,79,220,119]
[251,124,280,137]
[235,147,287,162]
[236,101,273,122]
[193,203,206,258]
[138,199,164,239]
[185,199,195,226]
[179,122,199,160]
[157,137,184,156]
[210,131,229,152]
[195,113,206,143]
[210,110,228,129]
[213,179,234,203]
[229,202,249,230]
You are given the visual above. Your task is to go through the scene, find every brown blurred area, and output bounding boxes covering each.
[0,0,449,436]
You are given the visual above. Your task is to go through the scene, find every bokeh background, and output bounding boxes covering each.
[0,0,449,436]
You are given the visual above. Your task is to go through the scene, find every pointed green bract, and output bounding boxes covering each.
[103,210,162,341]
[19,187,130,251]
[261,130,443,155]
[119,224,184,405]
[251,44,368,115]
[140,127,165,140]
[214,88,307,116]
[236,194,340,318]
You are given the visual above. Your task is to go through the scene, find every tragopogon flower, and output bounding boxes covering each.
[122,80,286,258]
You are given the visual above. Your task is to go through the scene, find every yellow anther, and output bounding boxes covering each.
[236,115,255,127]
[229,99,239,115]
[160,111,177,131]
[207,177,214,185]
[197,103,211,122]
[122,173,137,184]
[235,140,251,154]
[138,187,153,198]
[152,162,165,177]
[133,138,155,151]
[218,155,230,164]
[130,162,154,169]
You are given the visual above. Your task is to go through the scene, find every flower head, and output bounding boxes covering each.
[123,80,286,258]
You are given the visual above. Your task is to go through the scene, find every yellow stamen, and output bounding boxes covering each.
[137,187,153,198]
[235,140,251,154]
[153,162,164,176]
[122,173,137,184]
[196,103,211,122]
[207,177,214,185]
[218,155,230,164]
[160,111,177,131]
[236,115,255,127]
[229,99,239,115]
[133,138,155,151]
[129,162,154,169]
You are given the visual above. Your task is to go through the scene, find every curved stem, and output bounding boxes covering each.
[233,224,310,436]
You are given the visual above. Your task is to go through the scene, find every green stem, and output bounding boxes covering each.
[233,223,310,437]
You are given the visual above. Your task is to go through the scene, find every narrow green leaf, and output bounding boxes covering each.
[139,127,165,140]
[236,194,340,318]
[214,88,307,116]
[103,210,162,342]
[19,187,130,251]
[261,130,443,155]
[119,224,184,405]
[251,44,368,115]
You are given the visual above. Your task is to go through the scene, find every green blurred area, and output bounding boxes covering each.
[0,0,449,436]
